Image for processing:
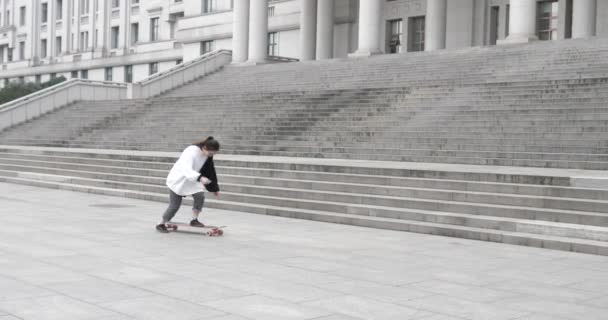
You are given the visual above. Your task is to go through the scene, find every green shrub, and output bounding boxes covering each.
[0,76,67,105]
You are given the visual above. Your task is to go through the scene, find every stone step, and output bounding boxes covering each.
[1,155,605,200]
[6,138,608,154]
[2,141,605,169]
[0,146,584,185]
[1,173,607,255]
[1,160,605,216]
[3,140,606,166]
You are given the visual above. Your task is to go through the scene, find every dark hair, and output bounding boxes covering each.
[194,136,220,151]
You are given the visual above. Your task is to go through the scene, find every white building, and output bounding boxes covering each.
[0,0,606,87]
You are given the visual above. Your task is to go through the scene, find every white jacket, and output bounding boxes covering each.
[166,145,208,196]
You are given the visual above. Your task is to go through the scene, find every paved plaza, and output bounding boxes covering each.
[0,182,607,320]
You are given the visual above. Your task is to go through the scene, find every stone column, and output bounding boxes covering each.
[299,0,316,61]
[350,0,382,57]
[425,0,447,51]
[232,0,250,63]
[31,0,41,62]
[247,0,268,64]
[102,0,111,52]
[498,0,537,44]
[572,0,596,38]
[123,0,131,50]
[48,0,56,57]
[74,0,80,52]
[316,0,334,59]
[66,0,72,53]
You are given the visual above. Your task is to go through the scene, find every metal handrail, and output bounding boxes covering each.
[268,55,299,63]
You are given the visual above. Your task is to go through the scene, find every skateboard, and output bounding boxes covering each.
[165,222,225,237]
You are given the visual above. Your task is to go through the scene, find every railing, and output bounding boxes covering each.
[0,49,233,131]
[0,79,127,131]
[128,49,232,99]
[0,50,232,131]
[267,55,300,63]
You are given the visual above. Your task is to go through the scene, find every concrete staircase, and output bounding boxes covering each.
[1,38,608,254]
[1,83,607,169]
[1,145,607,255]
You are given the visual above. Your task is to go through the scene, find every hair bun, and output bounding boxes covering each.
[207,136,214,140]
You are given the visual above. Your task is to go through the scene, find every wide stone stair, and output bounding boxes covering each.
[2,37,608,254]
[2,81,608,169]
[1,145,607,255]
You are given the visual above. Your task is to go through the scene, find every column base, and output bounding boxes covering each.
[497,35,538,45]
[348,49,383,58]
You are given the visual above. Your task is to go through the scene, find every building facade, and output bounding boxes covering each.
[0,0,605,87]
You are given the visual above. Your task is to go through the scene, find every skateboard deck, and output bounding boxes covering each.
[165,222,225,237]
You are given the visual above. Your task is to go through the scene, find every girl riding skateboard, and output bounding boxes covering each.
[156,137,221,233]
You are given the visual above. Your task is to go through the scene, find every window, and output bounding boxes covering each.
[56,0,63,19]
[125,65,133,83]
[131,23,139,44]
[200,40,214,55]
[36,75,42,84]
[7,48,12,62]
[55,37,62,55]
[50,73,57,79]
[81,69,88,79]
[149,62,158,75]
[267,32,278,56]
[71,70,78,78]
[202,0,215,13]
[41,39,48,58]
[169,12,184,39]
[268,6,275,17]
[132,0,139,4]
[5,10,9,25]
[176,59,183,65]
[387,19,403,54]
[537,0,559,40]
[19,42,25,60]
[489,6,499,45]
[112,0,120,8]
[18,77,24,84]
[80,31,89,51]
[42,3,48,23]
[408,16,425,52]
[80,0,90,15]
[111,26,119,49]
[19,6,26,26]
[105,67,113,81]
[150,17,159,41]
[505,4,510,37]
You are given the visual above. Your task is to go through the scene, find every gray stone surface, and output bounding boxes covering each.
[1,182,607,319]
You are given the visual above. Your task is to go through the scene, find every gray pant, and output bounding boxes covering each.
[162,189,205,223]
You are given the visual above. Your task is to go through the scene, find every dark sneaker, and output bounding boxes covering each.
[156,224,169,233]
[190,219,205,227]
